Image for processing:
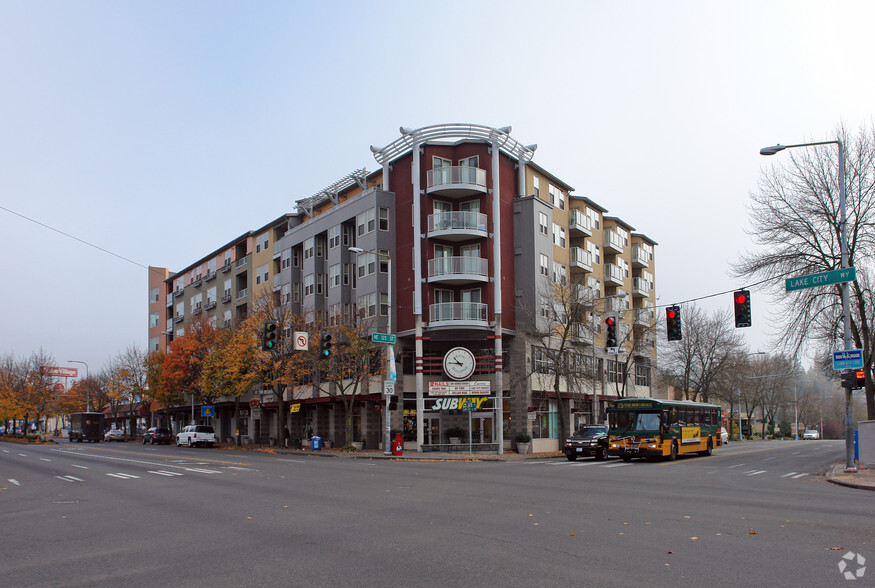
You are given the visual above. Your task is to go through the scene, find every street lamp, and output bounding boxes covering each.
[68,360,89,411]
[349,246,393,455]
[760,140,855,469]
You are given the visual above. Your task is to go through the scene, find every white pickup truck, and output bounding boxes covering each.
[176,425,216,447]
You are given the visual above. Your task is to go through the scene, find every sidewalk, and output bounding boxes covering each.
[826,463,875,491]
[258,445,561,462]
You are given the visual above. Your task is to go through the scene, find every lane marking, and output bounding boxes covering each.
[781,472,797,478]
[792,473,809,479]
[56,475,84,482]
[106,473,141,479]
[602,462,633,468]
[8,479,20,486]
[72,465,88,469]
[40,458,51,462]
[728,463,746,469]
[148,470,184,477]
[746,470,768,476]
[184,468,222,474]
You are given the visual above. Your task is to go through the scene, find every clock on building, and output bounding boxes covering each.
[443,347,476,381]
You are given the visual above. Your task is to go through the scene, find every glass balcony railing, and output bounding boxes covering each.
[428,256,488,280]
[429,302,488,323]
[426,166,487,192]
[427,211,488,233]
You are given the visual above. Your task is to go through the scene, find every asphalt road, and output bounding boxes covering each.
[1,439,871,587]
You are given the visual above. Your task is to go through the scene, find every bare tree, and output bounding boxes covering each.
[734,123,875,418]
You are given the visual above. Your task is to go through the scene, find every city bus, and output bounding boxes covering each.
[606,398,722,461]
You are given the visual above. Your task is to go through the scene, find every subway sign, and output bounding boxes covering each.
[429,397,489,412]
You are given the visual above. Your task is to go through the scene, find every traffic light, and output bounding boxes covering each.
[388,395,398,411]
[733,289,752,328]
[262,321,278,351]
[320,332,333,358]
[605,315,618,348]
[842,370,866,390]
[666,305,682,341]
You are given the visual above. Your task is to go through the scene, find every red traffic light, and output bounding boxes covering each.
[605,316,615,326]
[666,309,676,319]
[735,293,747,304]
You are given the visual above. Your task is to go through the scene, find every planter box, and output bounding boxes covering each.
[516,442,531,454]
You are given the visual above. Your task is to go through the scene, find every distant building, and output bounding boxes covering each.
[151,123,658,452]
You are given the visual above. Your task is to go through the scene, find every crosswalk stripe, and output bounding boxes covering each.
[184,468,222,474]
[148,470,184,477]
[9,479,20,486]
[746,470,768,476]
[601,462,632,468]
[106,473,141,479]
[792,473,809,479]
[781,472,797,478]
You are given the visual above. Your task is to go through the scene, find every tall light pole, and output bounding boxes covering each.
[68,360,89,411]
[761,140,855,469]
[349,246,394,455]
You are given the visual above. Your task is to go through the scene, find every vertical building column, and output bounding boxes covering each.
[410,136,425,452]
[492,138,504,455]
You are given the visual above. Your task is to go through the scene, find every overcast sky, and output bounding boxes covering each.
[1,0,873,377]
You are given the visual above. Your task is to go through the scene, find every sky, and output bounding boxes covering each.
[1,0,874,377]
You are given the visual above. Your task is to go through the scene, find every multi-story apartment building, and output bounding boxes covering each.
[152,123,657,453]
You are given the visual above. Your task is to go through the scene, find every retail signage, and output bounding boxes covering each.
[429,397,489,412]
[201,405,215,417]
[428,381,490,396]
[41,366,78,378]
[833,349,864,370]
[289,403,301,413]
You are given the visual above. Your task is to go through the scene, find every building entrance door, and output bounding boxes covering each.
[471,413,494,443]
[424,416,441,445]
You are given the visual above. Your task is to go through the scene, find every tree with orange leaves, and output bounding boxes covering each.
[161,316,221,417]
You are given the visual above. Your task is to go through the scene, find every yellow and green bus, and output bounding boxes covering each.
[606,398,722,461]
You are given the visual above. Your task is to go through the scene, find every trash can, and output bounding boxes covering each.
[311,436,322,451]
[392,432,403,456]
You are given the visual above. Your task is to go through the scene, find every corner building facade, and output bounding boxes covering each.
[153,123,658,453]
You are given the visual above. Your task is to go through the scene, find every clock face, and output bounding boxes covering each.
[443,347,476,381]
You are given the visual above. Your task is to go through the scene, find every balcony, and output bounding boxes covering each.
[205,300,217,310]
[571,322,593,344]
[221,261,232,273]
[568,209,593,237]
[166,293,174,306]
[632,246,650,268]
[236,288,248,300]
[427,211,488,241]
[221,294,232,304]
[634,308,654,326]
[604,263,624,286]
[173,288,184,298]
[236,255,249,269]
[174,314,184,324]
[204,271,217,282]
[192,306,202,315]
[426,166,487,198]
[192,277,202,288]
[427,256,489,284]
[604,229,624,254]
[428,302,489,328]
[570,247,593,272]
[571,285,599,306]
[633,276,651,297]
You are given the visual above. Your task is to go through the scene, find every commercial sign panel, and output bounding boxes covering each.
[429,397,489,412]
[201,405,215,417]
[428,381,491,396]
[41,366,78,378]
[833,349,864,370]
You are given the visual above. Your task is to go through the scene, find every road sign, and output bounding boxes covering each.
[383,381,395,396]
[785,267,857,292]
[833,349,864,370]
[372,333,396,344]
[201,405,215,417]
[293,331,309,351]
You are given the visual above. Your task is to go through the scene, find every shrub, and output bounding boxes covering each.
[445,427,466,439]
[515,433,532,444]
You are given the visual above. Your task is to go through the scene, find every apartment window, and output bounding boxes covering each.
[379,207,389,231]
[304,274,315,297]
[207,286,216,304]
[293,248,301,267]
[553,224,566,248]
[607,360,625,384]
[552,262,567,286]
[255,232,269,253]
[357,252,376,278]
[588,242,601,265]
[148,337,159,352]
[149,312,160,328]
[635,364,651,387]
[317,273,326,296]
[281,284,291,304]
[293,282,301,303]
[549,184,564,210]
[357,293,377,318]
[149,287,160,304]
[379,249,389,274]
[586,207,600,230]
[459,156,478,167]
[539,212,548,236]
[539,296,551,319]
[223,250,232,267]
[329,303,341,326]
[343,263,354,287]
[532,347,552,374]
[380,293,389,317]
[329,225,341,249]
[357,209,376,236]
[223,310,232,328]
[176,302,184,319]
[281,249,291,269]
[315,235,325,258]
[207,258,216,273]
[255,263,269,285]
[533,176,540,198]
[342,223,354,246]
[304,238,314,260]
[329,264,341,288]
[539,254,549,277]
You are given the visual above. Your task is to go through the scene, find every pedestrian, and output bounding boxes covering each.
[283,425,291,448]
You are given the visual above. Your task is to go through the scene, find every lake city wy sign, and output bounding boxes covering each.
[785,267,857,292]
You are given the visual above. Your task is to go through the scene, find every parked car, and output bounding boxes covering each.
[143,427,172,445]
[721,427,729,444]
[104,429,126,442]
[176,425,216,448]
[564,425,609,461]
[803,429,820,440]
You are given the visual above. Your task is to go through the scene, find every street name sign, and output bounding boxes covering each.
[833,349,864,371]
[372,333,396,344]
[785,267,857,292]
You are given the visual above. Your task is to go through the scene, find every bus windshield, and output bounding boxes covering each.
[610,411,661,433]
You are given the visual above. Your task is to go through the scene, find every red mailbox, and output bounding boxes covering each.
[392,432,403,456]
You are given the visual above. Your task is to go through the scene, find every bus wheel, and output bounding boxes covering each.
[699,438,713,457]
[668,441,678,461]
[622,452,633,462]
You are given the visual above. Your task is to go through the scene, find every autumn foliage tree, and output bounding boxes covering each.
[161,316,221,416]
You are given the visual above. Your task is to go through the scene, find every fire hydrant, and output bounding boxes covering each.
[392,432,403,456]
